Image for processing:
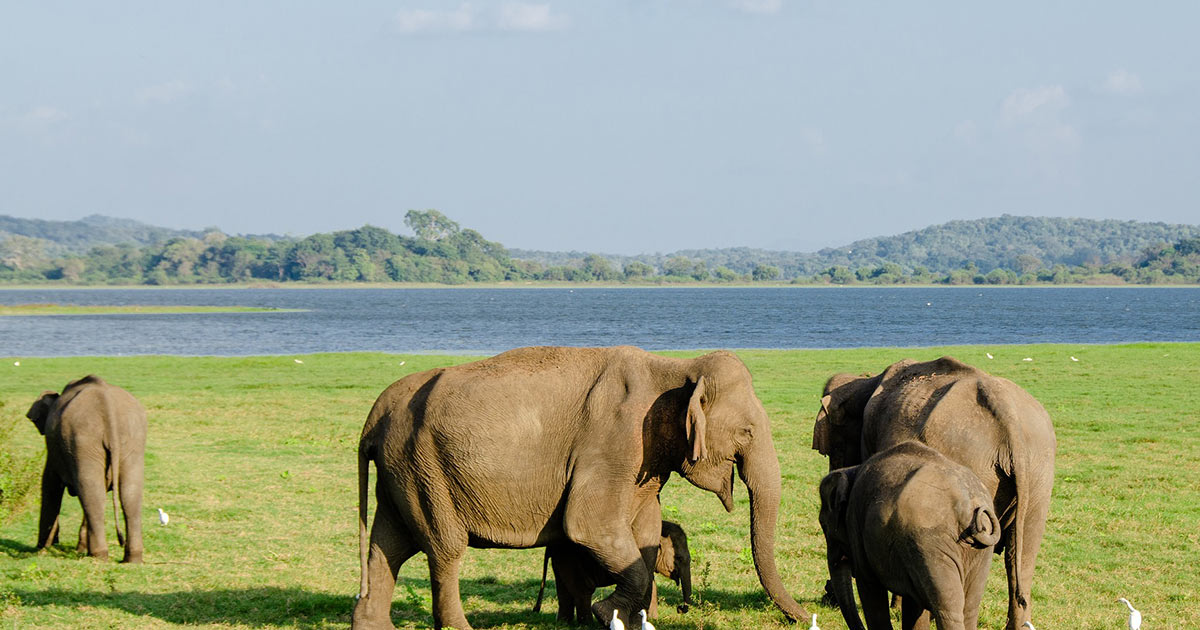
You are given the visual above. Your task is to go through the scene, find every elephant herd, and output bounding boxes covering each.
[25,347,1056,630]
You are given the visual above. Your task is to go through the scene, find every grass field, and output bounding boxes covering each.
[1,345,1196,629]
[0,304,295,316]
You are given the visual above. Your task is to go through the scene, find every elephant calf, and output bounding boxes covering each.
[27,375,147,563]
[533,520,693,623]
[819,441,1001,630]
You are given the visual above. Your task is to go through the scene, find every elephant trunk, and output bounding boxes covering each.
[679,561,692,609]
[741,439,810,623]
[829,557,865,630]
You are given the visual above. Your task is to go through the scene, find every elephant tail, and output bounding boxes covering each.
[983,381,1031,610]
[963,505,1002,549]
[533,547,550,612]
[357,441,370,600]
[103,393,125,548]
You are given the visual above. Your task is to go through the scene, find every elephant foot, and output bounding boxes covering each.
[88,549,110,561]
[677,603,689,613]
[121,551,144,564]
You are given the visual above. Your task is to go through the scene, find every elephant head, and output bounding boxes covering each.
[812,369,889,470]
[26,391,59,435]
[672,351,808,622]
[656,520,693,612]
[818,467,866,630]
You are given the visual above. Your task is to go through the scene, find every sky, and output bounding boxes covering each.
[2,2,1197,254]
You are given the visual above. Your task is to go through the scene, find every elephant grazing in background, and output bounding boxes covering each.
[812,356,1056,630]
[26,375,147,563]
[820,441,1002,630]
[353,346,808,630]
[533,519,693,623]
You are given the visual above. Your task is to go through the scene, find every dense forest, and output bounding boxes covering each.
[2,211,1199,285]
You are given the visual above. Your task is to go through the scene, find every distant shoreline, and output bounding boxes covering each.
[1,282,1198,290]
[0,304,300,316]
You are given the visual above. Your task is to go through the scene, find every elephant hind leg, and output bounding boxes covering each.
[352,502,418,630]
[118,453,145,563]
[76,458,110,560]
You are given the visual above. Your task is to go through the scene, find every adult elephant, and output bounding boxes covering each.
[533,519,693,623]
[26,375,147,563]
[811,357,1055,630]
[353,346,807,630]
[820,441,1002,630]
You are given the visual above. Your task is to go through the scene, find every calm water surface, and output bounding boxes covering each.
[1,287,1197,356]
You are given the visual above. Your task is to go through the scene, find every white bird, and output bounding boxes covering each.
[609,610,624,630]
[926,302,932,306]
[398,360,406,366]
[639,609,655,630]
[1022,622,1035,630]
[294,359,304,364]
[1118,598,1141,630]
[809,612,820,630]
[986,353,994,359]
[1070,356,1079,362]
[13,361,19,366]
[157,508,169,526]
[1023,357,1034,362]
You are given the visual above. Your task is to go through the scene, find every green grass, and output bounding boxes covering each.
[0,304,297,316]
[1,345,1196,629]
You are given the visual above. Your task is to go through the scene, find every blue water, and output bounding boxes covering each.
[1,287,1197,356]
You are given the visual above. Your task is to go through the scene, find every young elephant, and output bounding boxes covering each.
[27,375,147,563]
[819,441,1001,630]
[533,520,693,622]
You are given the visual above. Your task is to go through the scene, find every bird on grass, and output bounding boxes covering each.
[157,508,169,526]
[986,352,994,359]
[609,609,624,630]
[809,612,820,630]
[1022,622,1036,630]
[1070,356,1079,362]
[294,359,304,364]
[639,609,655,630]
[1118,598,1141,630]
[1023,357,1034,362]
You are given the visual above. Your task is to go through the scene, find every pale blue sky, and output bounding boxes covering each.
[2,2,1197,254]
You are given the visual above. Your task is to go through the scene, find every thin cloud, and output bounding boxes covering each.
[393,2,567,34]
[498,3,569,31]
[395,4,476,33]
[1002,85,1068,121]
[136,80,194,105]
[24,106,68,124]
[1103,69,1143,94]
[731,0,783,15]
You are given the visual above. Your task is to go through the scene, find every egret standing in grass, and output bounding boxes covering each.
[809,612,820,630]
[157,508,169,526]
[1022,621,1036,630]
[638,609,655,630]
[609,609,624,630]
[1118,598,1141,630]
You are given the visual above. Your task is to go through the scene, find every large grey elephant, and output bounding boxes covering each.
[26,375,147,563]
[820,441,1002,630]
[353,346,807,630]
[812,356,1055,630]
[533,519,693,623]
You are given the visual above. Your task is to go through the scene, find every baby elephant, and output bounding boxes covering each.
[819,441,1001,630]
[534,520,693,623]
[27,375,147,563]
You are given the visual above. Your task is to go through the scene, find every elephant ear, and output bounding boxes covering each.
[26,391,59,435]
[685,376,707,462]
[819,469,854,546]
[812,394,832,454]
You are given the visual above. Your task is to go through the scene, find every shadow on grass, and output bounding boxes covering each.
[10,577,815,628]
[0,537,39,554]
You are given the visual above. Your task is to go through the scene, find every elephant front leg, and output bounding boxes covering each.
[428,553,472,630]
[36,465,64,550]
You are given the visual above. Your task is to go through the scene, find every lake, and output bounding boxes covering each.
[1,286,1198,357]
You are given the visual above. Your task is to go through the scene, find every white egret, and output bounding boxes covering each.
[1023,357,1033,362]
[639,609,655,630]
[1070,356,1079,362]
[809,612,820,630]
[13,361,19,366]
[986,353,994,359]
[294,359,304,364]
[609,609,625,630]
[1118,598,1141,630]
[158,508,169,526]
[399,360,406,366]
[1022,622,1036,630]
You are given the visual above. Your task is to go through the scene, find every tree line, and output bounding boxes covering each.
[2,211,1198,285]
